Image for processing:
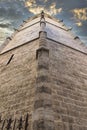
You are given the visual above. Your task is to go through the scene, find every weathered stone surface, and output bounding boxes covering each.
[36,86,51,94]
[48,39,87,130]
[0,13,87,130]
[0,39,39,130]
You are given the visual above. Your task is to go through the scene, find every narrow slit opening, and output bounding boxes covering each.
[6,54,14,65]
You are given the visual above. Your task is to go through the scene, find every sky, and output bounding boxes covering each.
[0,0,87,45]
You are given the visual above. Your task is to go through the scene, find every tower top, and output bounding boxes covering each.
[41,11,45,18]
[0,12,87,54]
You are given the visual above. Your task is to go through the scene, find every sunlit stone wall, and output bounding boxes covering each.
[48,39,87,130]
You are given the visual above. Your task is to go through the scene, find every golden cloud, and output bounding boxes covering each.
[72,8,87,21]
[50,3,56,9]
[49,3,62,15]
[76,22,82,27]
[25,1,62,15]
[29,6,44,14]
[25,0,36,7]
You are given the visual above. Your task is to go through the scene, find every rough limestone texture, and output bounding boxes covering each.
[48,39,87,130]
[0,39,39,130]
[0,13,87,130]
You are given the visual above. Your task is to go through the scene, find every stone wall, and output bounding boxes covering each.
[0,39,39,130]
[0,36,87,130]
[48,39,87,130]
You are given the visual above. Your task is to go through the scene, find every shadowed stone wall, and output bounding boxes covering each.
[0,39,39,130]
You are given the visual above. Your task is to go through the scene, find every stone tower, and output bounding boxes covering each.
[0,12,87,130]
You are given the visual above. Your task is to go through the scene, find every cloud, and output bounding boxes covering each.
[29,6,44,14]
[25,0,36,7]
[76,22,82,27]
[0,19,14,45]
[25,1,62,15]
[0,0,30,44]
[0,19,11,28]
[0,27,13,45]
[49,3,62,15]
[71,8,87,21]
[44,0,48,3]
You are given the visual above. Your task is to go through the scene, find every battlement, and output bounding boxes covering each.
[0,12,87,55]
